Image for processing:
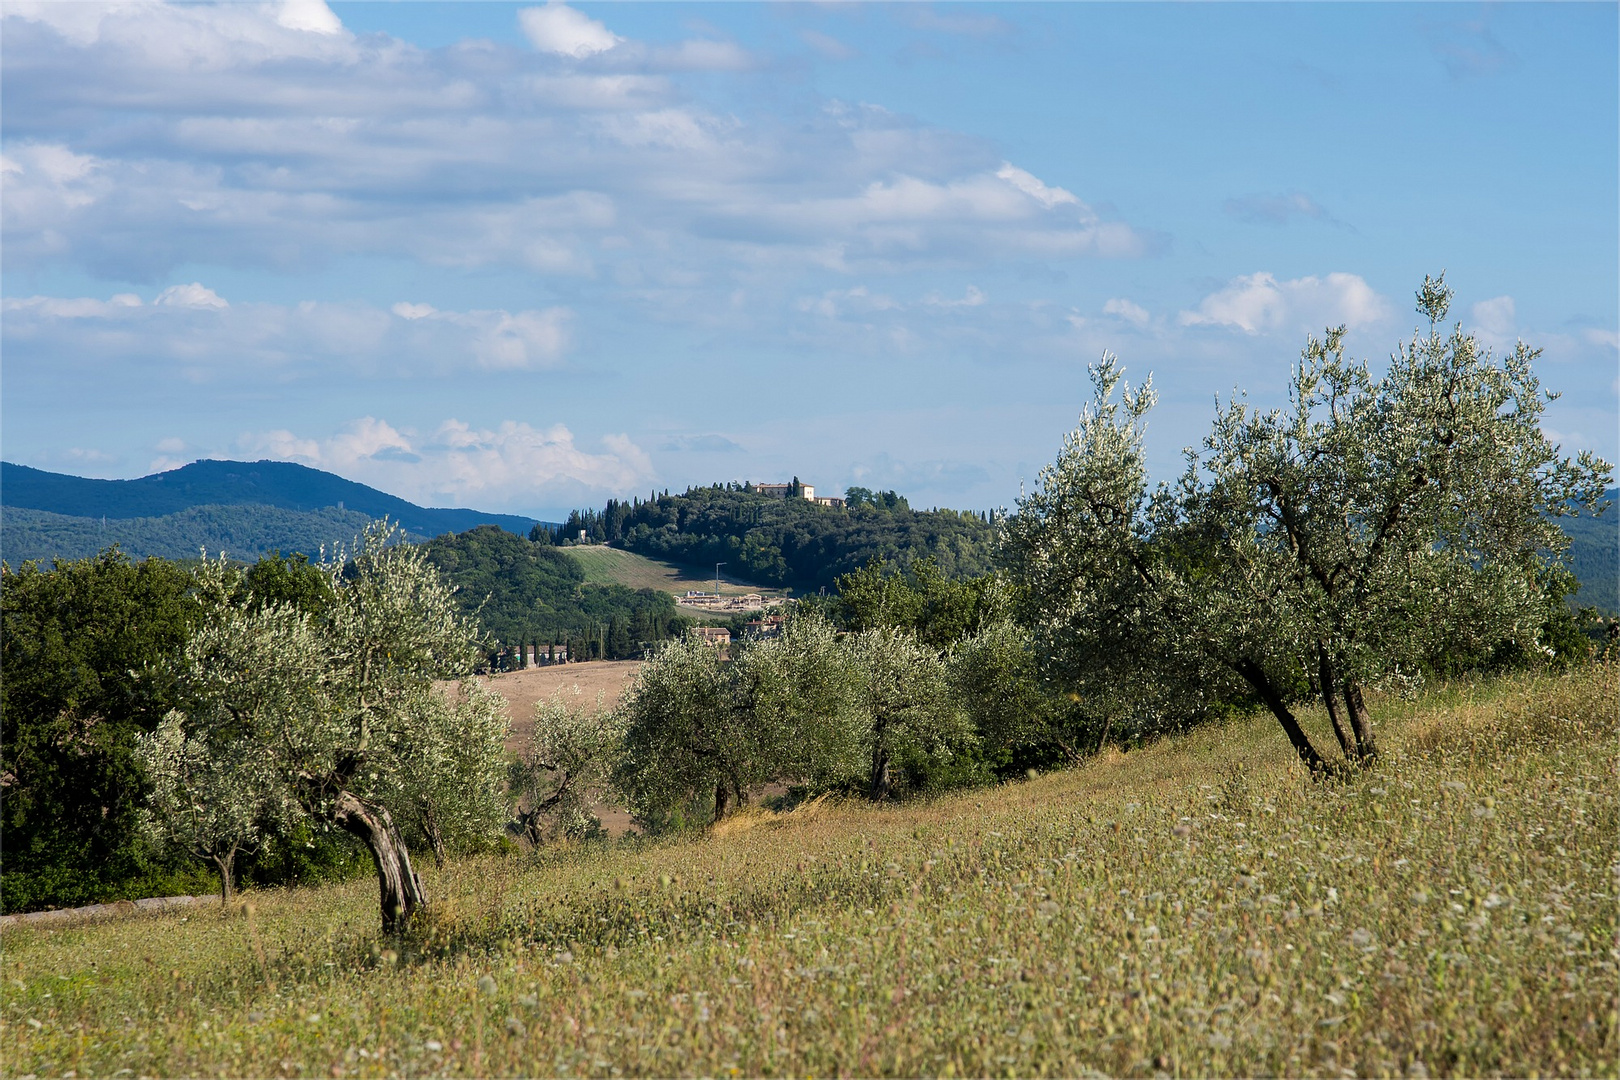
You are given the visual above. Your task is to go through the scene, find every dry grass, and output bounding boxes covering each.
[562,547,788,601]
[5,663,1615,1078]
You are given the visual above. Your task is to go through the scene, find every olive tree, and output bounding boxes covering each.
[735,612,864,789]
[846,627,972,800]
[511,691,623,844]
[1189,274,1611,767]
[137,708,286,902]
[384,682,509,866]
[153,524,486,932]
[612,614,862,826]
[1006,276,1613,775]
[613,632,758,826]
[948,619,1083,762]
[139,567,327,901]
[1001,357,1238,755]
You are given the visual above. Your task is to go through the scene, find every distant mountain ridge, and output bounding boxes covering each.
[1,460,545,540]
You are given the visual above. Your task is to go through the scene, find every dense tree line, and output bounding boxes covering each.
[420,525,690,661]
[1,550,374,912]
[0,504,388,565]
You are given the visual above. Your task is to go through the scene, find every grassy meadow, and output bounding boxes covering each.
[5,663,1614,1078]
[562,547,788,602]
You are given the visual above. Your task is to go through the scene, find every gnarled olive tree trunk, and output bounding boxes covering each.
[332,791,426,934]
[869,713,894,801]
[1232,658,1330,775]
[1313,645,1379,766]
[1341,679,1378,762]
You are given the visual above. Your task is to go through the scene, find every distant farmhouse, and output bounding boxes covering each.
[691,626,732,646]
[755,478,844,509]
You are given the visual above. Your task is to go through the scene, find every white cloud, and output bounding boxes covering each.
[648,39,753,72]
[3,294,138,318]
[155,282,229,309]
[519,3,621,58]
[925,285,987,309]
[3,292,573,376]
[796,285,899,319]
[1179,272,1390,335]
[6,0,358,65]
[1470,297,1516,340]
[1103,298,1150,327]
[275,0,341,36]
[239,416,654,509]
[1223,191,1337,226]
[474,309,571,370]
[800,29,856,61]
[1583,327,1619,351]
[1,4,1147,282]
[995,164,1080,210]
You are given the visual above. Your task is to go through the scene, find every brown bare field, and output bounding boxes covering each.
[468,660,643,836]
[469,660,643,750]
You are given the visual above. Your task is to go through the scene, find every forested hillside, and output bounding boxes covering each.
[553,484,997,590]
[1561,490,1618,614]
[421,525,689,659]
[0,505,388,565]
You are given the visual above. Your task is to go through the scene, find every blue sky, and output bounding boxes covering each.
[3,1,1615,520]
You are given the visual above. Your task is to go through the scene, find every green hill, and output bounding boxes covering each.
[4,664,1611,1076]
[420,526,689,658]
[555,484,998,591]
[1,459,547,539]
[1560,490,1618,614]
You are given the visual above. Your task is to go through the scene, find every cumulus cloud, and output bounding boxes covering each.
[1103,298,1150,327]
[995,164,1079,210]
[1179,272,1390,335]
[240,416,655,509]
[1582,327,1619,351]
[519,3,621,58]
[1470,297,1516,340]
[276,0,342,36]
[154,282,228,309]
[796,285,899,319]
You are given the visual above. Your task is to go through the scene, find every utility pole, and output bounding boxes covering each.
[715,562,726,598]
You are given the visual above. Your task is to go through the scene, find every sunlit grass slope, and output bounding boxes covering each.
[6,664,1614,1078]
[562,545,788,600]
